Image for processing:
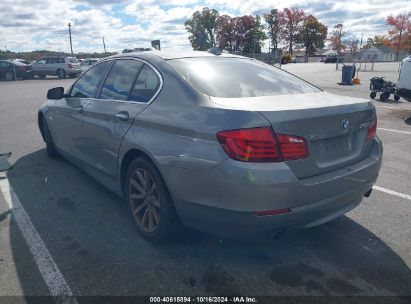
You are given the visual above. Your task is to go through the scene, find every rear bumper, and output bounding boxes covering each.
[67,68,82,75]
[160,138,382,239]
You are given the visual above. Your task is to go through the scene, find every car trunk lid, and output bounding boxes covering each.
[210,92,376,178]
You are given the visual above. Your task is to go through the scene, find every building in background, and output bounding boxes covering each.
[361,46,408,62]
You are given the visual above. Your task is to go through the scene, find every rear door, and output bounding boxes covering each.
[45,58,57,74]
[46,60,112,158]
[81,58,161,179]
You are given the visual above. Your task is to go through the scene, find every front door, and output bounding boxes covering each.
[81,59,161,179]
[47,60,112,158]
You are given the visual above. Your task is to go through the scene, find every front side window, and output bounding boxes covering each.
[36,59,46,64]
[100,59,143,101]
[168,57,320,98]
[129,65,161,103]
[70,60,111,98]
[46,58,56,64]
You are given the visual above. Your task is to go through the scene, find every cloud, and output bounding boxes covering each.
[0,0,409,53]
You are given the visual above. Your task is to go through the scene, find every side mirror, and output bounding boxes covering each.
[47,87,64,100]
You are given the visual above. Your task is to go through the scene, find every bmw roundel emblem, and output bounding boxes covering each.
[341,118,349,131]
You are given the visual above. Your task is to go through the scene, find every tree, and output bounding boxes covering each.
[264,9,281,54]
[185,7,219,51]
[386,12,411,60]
[216,15,236,52]
[228,15,266,54]
[278,8,305,55]
[329,23,347,55]
[363,35,388,49]
[298,15,327,62]
[344,33,360,55]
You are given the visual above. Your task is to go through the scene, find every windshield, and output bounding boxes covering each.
[168,57,320,98]
[69,57,78,63]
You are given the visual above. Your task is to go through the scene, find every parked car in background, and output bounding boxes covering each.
[38,51,382,241]
[31,57,82,79]
[81,58,99,67]
[13,58,32,65]
[0,60,33,80]
[324,55,344,63]
[398,56,411,102]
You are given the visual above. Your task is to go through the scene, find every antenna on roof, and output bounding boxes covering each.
[207,47,222,55]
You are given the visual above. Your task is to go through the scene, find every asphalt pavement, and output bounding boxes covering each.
[0,62,410,302]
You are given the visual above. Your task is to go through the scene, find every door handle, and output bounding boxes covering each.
[115,111,129,122]
[76,105,84,114]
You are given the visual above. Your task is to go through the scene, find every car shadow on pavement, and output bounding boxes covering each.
[5,149,411,298]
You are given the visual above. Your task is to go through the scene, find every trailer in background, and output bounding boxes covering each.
[398,56,411,102]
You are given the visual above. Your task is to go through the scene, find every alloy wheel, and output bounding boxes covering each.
[129,168,161,232]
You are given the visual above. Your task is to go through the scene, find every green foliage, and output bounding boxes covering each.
[264,9,280,53]
[298,15,327,59]
[185,7,219,51]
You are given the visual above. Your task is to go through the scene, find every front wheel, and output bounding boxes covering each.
[5,71,15,81]
[57,69,66,79]
[125,158,182,240]
[43,117,58,158]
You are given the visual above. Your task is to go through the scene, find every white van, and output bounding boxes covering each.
[398,56,411,102]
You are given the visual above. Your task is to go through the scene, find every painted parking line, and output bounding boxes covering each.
[373,185,411,201]
[377,128,411,135]
[0,174,77,303]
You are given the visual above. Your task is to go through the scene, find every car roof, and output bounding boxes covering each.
[112,50,244,61]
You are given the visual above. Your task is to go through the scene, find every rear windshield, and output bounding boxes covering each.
[68,57,78,63]
[168,57,319,98]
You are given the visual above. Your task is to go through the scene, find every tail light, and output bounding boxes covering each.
[216,127,309,162]
[367,118,377,140]
[68,64,73,68]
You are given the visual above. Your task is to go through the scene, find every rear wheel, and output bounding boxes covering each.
[5,71,15,81]
[125,157,182,240]
[57,69,66,79]
[43,117,58,158]
[370,91,377,99]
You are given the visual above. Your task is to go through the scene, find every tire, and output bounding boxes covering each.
[5,71,15,81]
[380,93,389,101]
[57,69,66,79]
[370,91,377,99]
[43,117,58,158]
[394,94,400,102]
[125,157,182,240]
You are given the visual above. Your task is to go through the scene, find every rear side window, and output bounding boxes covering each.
[129,65,160,103]
[46,58,55,64]
[168,57,320,98]
[100,59,143,101]
[70,61,111,98]
[0,61,10,68]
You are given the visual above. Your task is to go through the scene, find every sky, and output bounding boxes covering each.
[0,0,410,53]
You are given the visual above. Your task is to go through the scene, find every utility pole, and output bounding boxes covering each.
[68,23,73,55]
[102,37,106,54]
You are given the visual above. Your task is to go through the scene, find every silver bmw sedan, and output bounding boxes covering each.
[38,51,382,240]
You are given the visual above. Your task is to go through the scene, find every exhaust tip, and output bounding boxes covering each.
[364,189,373,198]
